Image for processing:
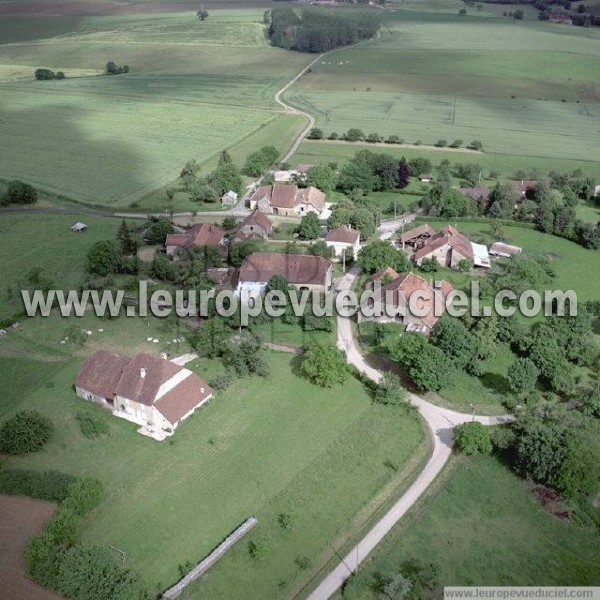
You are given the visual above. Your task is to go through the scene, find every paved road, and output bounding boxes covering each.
[307,224,511,600]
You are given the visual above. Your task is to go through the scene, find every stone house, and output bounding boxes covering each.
[325,225,360,259]
[75,350,213,441]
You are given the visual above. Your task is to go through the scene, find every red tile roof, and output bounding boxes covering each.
[271,184,298,209]
[458,187,490,202]
[376,272,453,329]
[413,226,474,262]
[399,224,436,244]
[239,252,331,287]
[166,223,224,249]
[366,266,400,286]
[325,225,359,244]
[75,350,129,399]
[241,210,273,233]
[296,186,326,211]
[154,373,212,425]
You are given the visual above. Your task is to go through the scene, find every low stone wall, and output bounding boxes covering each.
[162,517,258,599]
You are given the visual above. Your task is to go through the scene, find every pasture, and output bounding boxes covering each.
[3,351,426,597]
[0,9,310,206]
[339,455,600,599]
[288,11,600,163]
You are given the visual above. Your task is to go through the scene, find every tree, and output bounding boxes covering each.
[211,150,243,196]
[308,127,324,139]
[117,220,137,256]
[193,318,230,358]
[351,206,376,239]
[197,8,209,20]
[430,316,479,369]
[357,240,411,274]
[242,146,279,178]
[507,357,540,395]
[6,180,38,204]
[345,128,365,142]
[225,335,270,377]
[265,274,289,294]
[298,212,321,240]
[308,240,334,259]
[454,422,492,455]
[388,334,454,392]
[0,411,53,455]
[56,544,147,600]
[373,373,409,407]
[469,140,484,151]
[305,165,337,191]
[192,184,219,204]
[228,238,262,268]
[381,573,413,600]
[301,345,348,387]
[407,157,432,177]
[86,240,121,276]
[34,68,57,80]
[397,157,410,189]
[367,132,382,143]
[327,198,355,230]
[144,219,173,245]
[222,216,238,230]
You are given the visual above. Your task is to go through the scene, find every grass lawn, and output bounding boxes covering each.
[3,351,426,597]
[0,214,132,320]
[251,318,335,348]
[427,344,515,415]
[339,454,600,599]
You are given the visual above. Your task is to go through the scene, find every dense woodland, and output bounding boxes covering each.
[266,7,381,53]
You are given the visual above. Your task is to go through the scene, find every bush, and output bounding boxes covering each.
[75,412,109,438]
[373,373,410,408]
[0,469,77,502]
[5,180,38,204]
[55,544,148,600]
[0,411,53,455]
[435,139,448,147]
[248,539,269,560]
[454,422,492,455]
[308,127,324,139]
[62,476,104,516]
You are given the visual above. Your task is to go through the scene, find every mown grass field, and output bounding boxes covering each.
[287,10,600,162]
[2,350,426,597]
[0,9,310,206]
[338,454,600,599]
[0,214,132,319]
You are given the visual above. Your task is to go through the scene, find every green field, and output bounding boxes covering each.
[2,350,426,596]
[287,10,600,162]
[0,9,310,206]
[339,454,600,598]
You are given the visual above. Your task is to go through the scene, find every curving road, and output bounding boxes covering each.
[305,223,512,600]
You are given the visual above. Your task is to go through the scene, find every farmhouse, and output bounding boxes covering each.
[221,190,238,206]
[359,271,453,335]
[398,224,436,249]
[325,225,360,259]
[489,242,523,258]
[75,350,213,441]
[236,252,332,301]
[249,184,326,216]
[412,226,490,269]
[231,211,273,242]
[165,222,227,258]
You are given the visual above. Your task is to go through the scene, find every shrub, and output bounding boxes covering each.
[248,539,269,560]
[454,422,492,455]
[308,127,324,139]
[6,180,38,204]
[435,139,448,147]
[62,476,104,516]
[449,139,463,148]
[0,411,53,455]
[75,412,110,438]
[44,506,79,546]
[469,140,484,150]
[0,469,76,502]
[373,373,410,408]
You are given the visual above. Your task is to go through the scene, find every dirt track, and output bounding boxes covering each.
[0,495,63,600]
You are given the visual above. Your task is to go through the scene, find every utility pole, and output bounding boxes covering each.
[342,247,346,273]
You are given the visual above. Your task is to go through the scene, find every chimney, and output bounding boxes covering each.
[200,387,205,394]
[140,367,146,379]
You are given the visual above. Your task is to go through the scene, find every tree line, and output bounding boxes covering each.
[266,6,381,53]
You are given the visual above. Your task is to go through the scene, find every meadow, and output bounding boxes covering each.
[0,9,310,206]
[338,454,600,599]
[1,348,426,597]
[287,10,600,163]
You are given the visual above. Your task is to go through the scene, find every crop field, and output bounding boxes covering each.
[0,9,310,205]
[288,11,600,163]
[3,351,426,596]
[339,455,600,599]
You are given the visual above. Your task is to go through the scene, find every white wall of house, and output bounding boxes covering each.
[326,239,360,260]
